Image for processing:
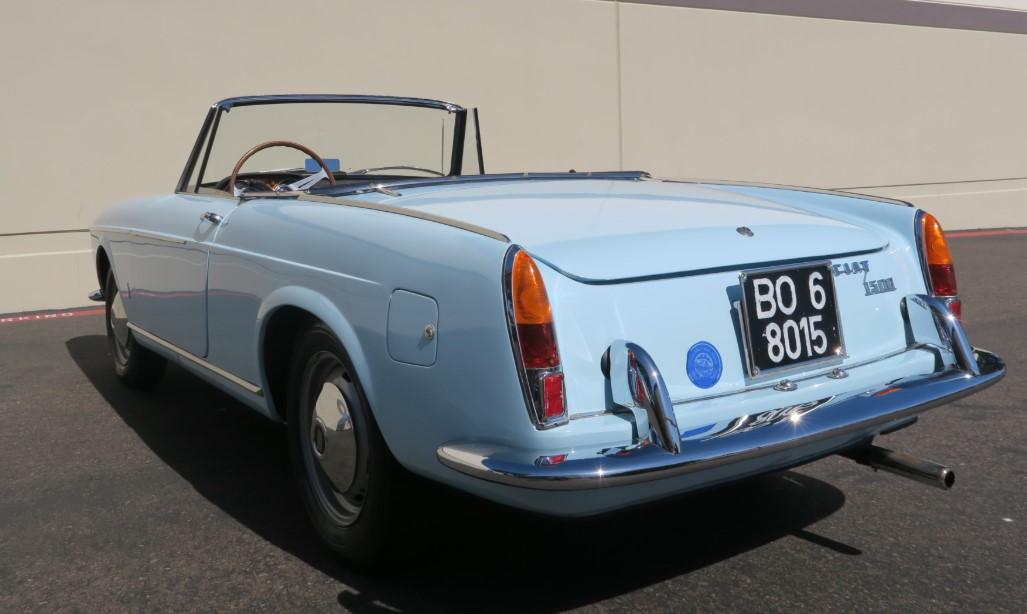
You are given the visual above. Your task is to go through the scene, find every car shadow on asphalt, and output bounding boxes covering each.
[67,334,856,613]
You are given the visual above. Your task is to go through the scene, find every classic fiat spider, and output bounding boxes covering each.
[90,95,1004,563]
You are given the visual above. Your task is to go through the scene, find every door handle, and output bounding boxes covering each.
[201,211,223,225]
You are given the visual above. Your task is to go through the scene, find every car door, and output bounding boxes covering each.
[109,193,236,358]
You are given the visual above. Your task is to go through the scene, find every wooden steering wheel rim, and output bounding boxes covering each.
[227,140,338,195]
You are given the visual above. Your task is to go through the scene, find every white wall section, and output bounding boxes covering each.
[0,0,1023,312]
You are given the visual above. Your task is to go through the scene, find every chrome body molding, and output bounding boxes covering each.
[91,225,188,245]
[659,177,913,207]
[436,295,1003,491]
[297,194,510,243]
[436,348,1004,491]
[127,323,263,395]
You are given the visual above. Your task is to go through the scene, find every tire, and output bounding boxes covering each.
[286,323,403,567]
[104,270,166,389]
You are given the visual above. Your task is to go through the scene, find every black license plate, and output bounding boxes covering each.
[739,262,845,378]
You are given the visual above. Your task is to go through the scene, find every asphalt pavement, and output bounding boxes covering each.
[1,234,1024,613]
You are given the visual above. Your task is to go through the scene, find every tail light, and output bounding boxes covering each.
[918,211,961,319]
[504,247,567,427]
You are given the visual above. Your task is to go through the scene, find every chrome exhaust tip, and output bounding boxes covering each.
[842,444,955,490]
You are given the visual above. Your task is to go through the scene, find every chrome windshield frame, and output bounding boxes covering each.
[176,95,468,194]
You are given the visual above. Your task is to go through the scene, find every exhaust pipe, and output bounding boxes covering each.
[842,445,955,490]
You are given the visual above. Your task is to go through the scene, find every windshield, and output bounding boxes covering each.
[181,97,466,193]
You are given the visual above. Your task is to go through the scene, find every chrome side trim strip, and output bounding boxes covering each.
[437,349,1005,491]
[297,194,510,242]
[127,323,263,395]
[91,226,189,245]
[914,209,933,293]
[660,177,913,207]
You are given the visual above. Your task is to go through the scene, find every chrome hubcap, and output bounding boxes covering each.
[110,291,130,349]
[311,381,357,493]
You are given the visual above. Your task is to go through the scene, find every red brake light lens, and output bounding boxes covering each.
[517,322,560,369]
[541,372,566,419]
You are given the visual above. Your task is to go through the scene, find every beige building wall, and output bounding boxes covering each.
[1,0,1024,313]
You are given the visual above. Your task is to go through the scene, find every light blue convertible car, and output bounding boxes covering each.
[90,95,1004,564]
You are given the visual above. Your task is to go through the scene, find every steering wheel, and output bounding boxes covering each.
[227,140,338,195]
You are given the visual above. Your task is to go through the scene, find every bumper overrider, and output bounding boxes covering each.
[437,295,1005,491]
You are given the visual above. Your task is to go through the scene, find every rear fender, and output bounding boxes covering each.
[255,286,376,420]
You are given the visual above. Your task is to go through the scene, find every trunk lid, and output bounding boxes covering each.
[379,178,888,280]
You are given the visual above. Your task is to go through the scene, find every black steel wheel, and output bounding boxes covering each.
[287,323,402,567]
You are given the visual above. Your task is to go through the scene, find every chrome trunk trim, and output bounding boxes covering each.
[661,177,913,207]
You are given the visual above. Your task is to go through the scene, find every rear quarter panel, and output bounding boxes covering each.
[204,198,542,479]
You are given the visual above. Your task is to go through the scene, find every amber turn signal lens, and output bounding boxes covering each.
[511,250,553,325]
[922,213,953,266]
[922,213,959,299]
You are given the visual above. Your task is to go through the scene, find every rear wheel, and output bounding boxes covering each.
[287,323,402,567]
[104,270,166,389]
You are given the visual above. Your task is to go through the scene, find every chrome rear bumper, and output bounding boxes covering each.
[437,295,1005,491]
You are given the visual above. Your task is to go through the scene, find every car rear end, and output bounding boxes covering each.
[426,179,1004,515]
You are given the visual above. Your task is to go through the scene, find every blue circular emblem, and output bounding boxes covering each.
[686,341,723,389]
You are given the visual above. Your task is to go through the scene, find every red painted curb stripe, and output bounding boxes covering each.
[0,307,105,325]
[947,228,1027,238]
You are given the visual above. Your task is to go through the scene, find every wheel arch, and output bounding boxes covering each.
[257,286,378,424]
[95,245,112,289]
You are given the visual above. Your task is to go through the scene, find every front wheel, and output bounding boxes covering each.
[104,270,166,389]
[286,323,403,567]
